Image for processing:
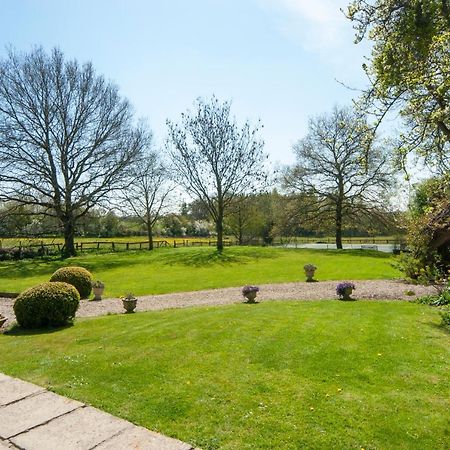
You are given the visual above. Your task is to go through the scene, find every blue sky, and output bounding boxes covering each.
[1,0,370,165]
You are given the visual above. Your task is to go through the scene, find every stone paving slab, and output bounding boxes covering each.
[11,406,132,450]
[0,377,44,407]
[95,426,194,450]
[0,390,82,439]
[0,373,196,450]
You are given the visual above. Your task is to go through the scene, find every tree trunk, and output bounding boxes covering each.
[216,219,224,252]
[62,217,77,258]
[147,222,154,250]
[216,200,224,252]
[238,207,244,245]
[335,203,343,250]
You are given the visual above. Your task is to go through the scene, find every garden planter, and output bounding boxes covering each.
[244,291,258,303]
[341,287,353,300]
[336,282,356,301]
[122,298,137,313]
[303,264,317,282]
[92,286,104,301]
[304,269,316,282]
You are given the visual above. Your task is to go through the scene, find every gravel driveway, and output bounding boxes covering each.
[0,280,436,327]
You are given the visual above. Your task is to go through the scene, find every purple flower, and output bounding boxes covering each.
[336,282,356,297]
[242,285,260,295]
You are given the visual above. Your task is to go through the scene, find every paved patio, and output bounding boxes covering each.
[0,373,196,450]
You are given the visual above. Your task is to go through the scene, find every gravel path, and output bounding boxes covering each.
[0,280,435,327]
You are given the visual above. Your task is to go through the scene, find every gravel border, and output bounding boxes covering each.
[0,280,436,327]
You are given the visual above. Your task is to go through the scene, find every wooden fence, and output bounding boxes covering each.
[0,237,406,258]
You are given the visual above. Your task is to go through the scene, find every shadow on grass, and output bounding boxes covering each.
[309,248,393,259]
[0,247,392,281]
[157,247,281,267]
[428,322,450,335]
[4,322,74,336]
[0,251,154,279]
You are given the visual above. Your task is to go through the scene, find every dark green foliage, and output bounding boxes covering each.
[50,266,93,299]
[416,283,450,307]
[13,282,80,328]
[440,309,450,328]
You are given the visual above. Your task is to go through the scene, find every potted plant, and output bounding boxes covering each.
[0,313,7,328]
[242,285,260,303]
[121,293,138,313]
[91,280,105,301]
[303,264,317,282]
[336,282,356,300]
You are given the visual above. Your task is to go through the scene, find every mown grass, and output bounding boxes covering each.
[0,301,448,449]
[0,247,400,296]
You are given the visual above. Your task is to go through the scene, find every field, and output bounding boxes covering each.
[1,301,448,449]
[0,246,400,296]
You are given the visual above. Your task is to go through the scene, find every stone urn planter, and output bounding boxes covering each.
[303,264,317,282]
[336,282,356,301]
[242,285,259,303]
[121,294,138,313]
[91,281,105,301]
[0,314,7,328]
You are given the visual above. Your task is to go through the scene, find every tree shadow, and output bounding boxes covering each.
[428,321,450,336]
[0,251,153,279]
[3,322,74,336]
[308,249,393,259]
[157,247,281,267]
[158,249,243,267]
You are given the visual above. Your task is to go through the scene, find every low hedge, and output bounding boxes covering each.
[14,282,80,328]
[50,266,93,299]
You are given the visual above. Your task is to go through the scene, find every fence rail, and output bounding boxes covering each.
[0,237,407,260]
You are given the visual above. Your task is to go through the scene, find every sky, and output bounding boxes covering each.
[0,0,370,166]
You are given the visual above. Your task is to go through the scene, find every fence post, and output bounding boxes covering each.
[174,240,177,248]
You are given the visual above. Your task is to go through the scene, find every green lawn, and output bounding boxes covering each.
[0,301,448,449]
[0,247,400,297]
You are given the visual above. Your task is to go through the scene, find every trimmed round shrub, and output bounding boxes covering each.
[14,282,80,328]
[50,266,93,299]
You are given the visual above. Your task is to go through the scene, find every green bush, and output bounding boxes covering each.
[14,282,80,328]
[50,266,93,299]
[439,309,450,328]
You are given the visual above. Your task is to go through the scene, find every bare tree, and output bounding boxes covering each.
[166,97,266,251]
[284,106,394,249]
[120,148,173,250]
[0,47,146,256]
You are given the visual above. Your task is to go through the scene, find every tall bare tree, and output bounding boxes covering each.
[284,106,394,249]
[120,148,173,250]
[166,97,266,251]
[0,47,146,256]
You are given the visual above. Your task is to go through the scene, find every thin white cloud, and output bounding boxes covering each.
[256,0,353,54]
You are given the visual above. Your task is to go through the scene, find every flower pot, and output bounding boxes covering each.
[341,287,353,300]
[244,291,258,303]
[122,298,137,313]
[304,269,316,282]
[92,286,104,301]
